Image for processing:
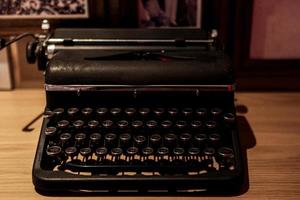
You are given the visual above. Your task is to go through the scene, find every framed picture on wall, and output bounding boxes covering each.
[0,0,89,19]
[137,0,202,28]
[234,0,300,90]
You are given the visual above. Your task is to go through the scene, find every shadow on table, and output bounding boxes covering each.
[235,104,257,195]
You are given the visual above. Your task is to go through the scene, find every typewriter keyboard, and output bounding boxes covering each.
[42,106,238,176]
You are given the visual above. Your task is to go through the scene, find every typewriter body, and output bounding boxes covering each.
[29,22,244,194]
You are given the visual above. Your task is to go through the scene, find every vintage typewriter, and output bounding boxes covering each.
[25,20,244,194]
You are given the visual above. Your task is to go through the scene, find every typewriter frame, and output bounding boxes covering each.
[30,25,245,194]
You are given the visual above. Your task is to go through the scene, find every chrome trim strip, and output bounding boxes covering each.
[45,84,235,92]
[47,45,208,52]
[47,38,214,45]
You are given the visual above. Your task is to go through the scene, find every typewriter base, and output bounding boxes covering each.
[35,180,245,196]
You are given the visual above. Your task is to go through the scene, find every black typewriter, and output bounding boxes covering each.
[26,20,244,194]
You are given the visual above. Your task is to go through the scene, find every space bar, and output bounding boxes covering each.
[64,162,192,173]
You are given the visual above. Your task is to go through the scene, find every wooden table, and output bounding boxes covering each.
[0,89,299,200]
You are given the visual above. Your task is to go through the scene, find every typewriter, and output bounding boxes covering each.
[26,20,244,194]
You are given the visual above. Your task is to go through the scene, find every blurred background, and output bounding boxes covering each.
[0,0,299,90]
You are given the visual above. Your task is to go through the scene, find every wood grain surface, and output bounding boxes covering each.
[0,90,299,200]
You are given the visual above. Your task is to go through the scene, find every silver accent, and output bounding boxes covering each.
[211,29,218,38]
[47,38,214,45]
[46,45,209,52]
[45,84,235,92]
[43,37,214,53]
[46,44,56,56]
[41,19,50,33]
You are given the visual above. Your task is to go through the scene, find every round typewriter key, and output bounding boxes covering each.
[111,148,123,163]
[157,147,169,156]
[182,107,193,117]
[80,147,92,161]
[146,120,158,129]
[105,133,117,141]
[96,147,108,161]
[153,107,165,117]
[217,147,235,170]
[211,108,222,118]
[195,108,207,118]
[96,107,108,116]
[117,120,129,129]
[59,132,72,144]
[203,147,215,157]
[164,133,177,147]
[176,120,187,129]
[205,120,217,130]
[164,133,177,141]
[132,120,143,129]
[157,147,170,173]
[150,134,162,146]
[53,108,64,116]
[111,148,123,161]
[57,120,69,129]
[102,120,113,128]
[73,120,84,129]
[45,126,57,136]
[110,107,121,116]
[168,108,178,117]
[173,147,185,156]
[67,107,79,116]
[75,133,86,143]
[209,133,221,146]
[139,107,150,116]
[134,135,146,146]
[104,133,117,148]
[127,146,139,156]
[142,147,154,156]
[209,133,221,141]
[46,145,62,157]
[88,120,99,129]
[90,132,102,143]
[119,133,132,141]
[111,147,123,156]
[179,132,192,145]
[96,147,108,156]
[65,146,78,158]
[223,112,236,124]
[191,120,203,129]
[44,110,54,119]
[80,147,92,156]
[119,133,132,147]
[194,133,207,146]
[125,107,136,117]
[218,147,234,159]
[82,107,93,116]
[161,120,172,129]
[188,147,200,156]
[95,147,107,156]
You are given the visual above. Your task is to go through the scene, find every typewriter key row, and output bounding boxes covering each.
[48,145,234,159]
[47,119,234,133]
[45,131,226,155]
[47,146,234,173]
[47,107,234,119]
